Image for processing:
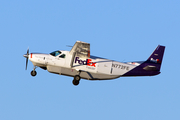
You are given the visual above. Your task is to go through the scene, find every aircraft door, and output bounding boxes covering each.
[97,60,112,74]
[55,54,66,66]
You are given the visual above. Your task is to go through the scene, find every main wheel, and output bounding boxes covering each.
[72,79,80,86]
[74,75,81,81]
[31,70,37,76]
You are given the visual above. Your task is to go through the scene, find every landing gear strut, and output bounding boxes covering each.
[72,75,81,86]
[31,66,37,77]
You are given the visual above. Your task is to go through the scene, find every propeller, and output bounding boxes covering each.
[23,48,29,70]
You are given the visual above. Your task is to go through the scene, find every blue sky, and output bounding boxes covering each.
[0,0,179,120]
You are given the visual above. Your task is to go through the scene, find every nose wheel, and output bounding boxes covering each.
[72,75,81,86]
[31,70,37,76]
[31,66,37,77]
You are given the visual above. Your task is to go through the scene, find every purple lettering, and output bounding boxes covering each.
[74,57,96,67]
[75,57,79,63]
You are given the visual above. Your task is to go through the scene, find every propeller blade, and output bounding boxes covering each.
[27,47,29,55]
[26,57,28,70]
[24,47,29,70]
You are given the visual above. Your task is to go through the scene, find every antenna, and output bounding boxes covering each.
[66,45,73,47]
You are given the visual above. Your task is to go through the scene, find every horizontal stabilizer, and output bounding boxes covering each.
[143,65,157,71]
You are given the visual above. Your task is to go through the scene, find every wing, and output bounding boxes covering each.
[69,41,90,58]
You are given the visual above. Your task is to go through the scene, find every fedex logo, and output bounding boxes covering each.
[75,57,96,67]
[151,58,161,63]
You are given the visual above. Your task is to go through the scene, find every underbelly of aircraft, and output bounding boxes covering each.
[46,65,120,80]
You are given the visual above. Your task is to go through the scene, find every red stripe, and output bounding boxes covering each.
[31,53,32,58]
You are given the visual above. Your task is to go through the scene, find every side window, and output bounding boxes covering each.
[55,51,60,56]
[59,54,66,58]
[50,51,61,57]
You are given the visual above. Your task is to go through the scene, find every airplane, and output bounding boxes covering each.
[23,41,165,86]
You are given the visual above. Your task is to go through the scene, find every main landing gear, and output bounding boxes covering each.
[72,75,81,86]
[72,70,83,86]
[31,66,37,77]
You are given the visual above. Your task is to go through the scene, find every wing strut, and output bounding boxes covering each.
[70,52,76,68]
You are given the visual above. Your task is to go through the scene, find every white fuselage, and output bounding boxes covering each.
[28,51,138,80]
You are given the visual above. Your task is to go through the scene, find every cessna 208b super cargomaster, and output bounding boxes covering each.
[23,41,165,86]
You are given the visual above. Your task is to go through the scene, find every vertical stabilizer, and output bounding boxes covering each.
[147,45,165,65]
[146,45,165,72]
[144,45,165,72]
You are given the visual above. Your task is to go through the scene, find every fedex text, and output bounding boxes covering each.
[75,57,96,67]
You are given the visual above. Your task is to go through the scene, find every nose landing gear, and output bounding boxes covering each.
[31,70,37,76]
[31,66,37,77]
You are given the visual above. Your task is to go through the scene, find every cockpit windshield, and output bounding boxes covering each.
[50,51,61,56]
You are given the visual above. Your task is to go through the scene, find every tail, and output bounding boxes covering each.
[123,45,165,76]
[145,45,165,71]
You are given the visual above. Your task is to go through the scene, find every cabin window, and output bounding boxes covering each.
[50,51,61,56]
[59,54,66,58]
